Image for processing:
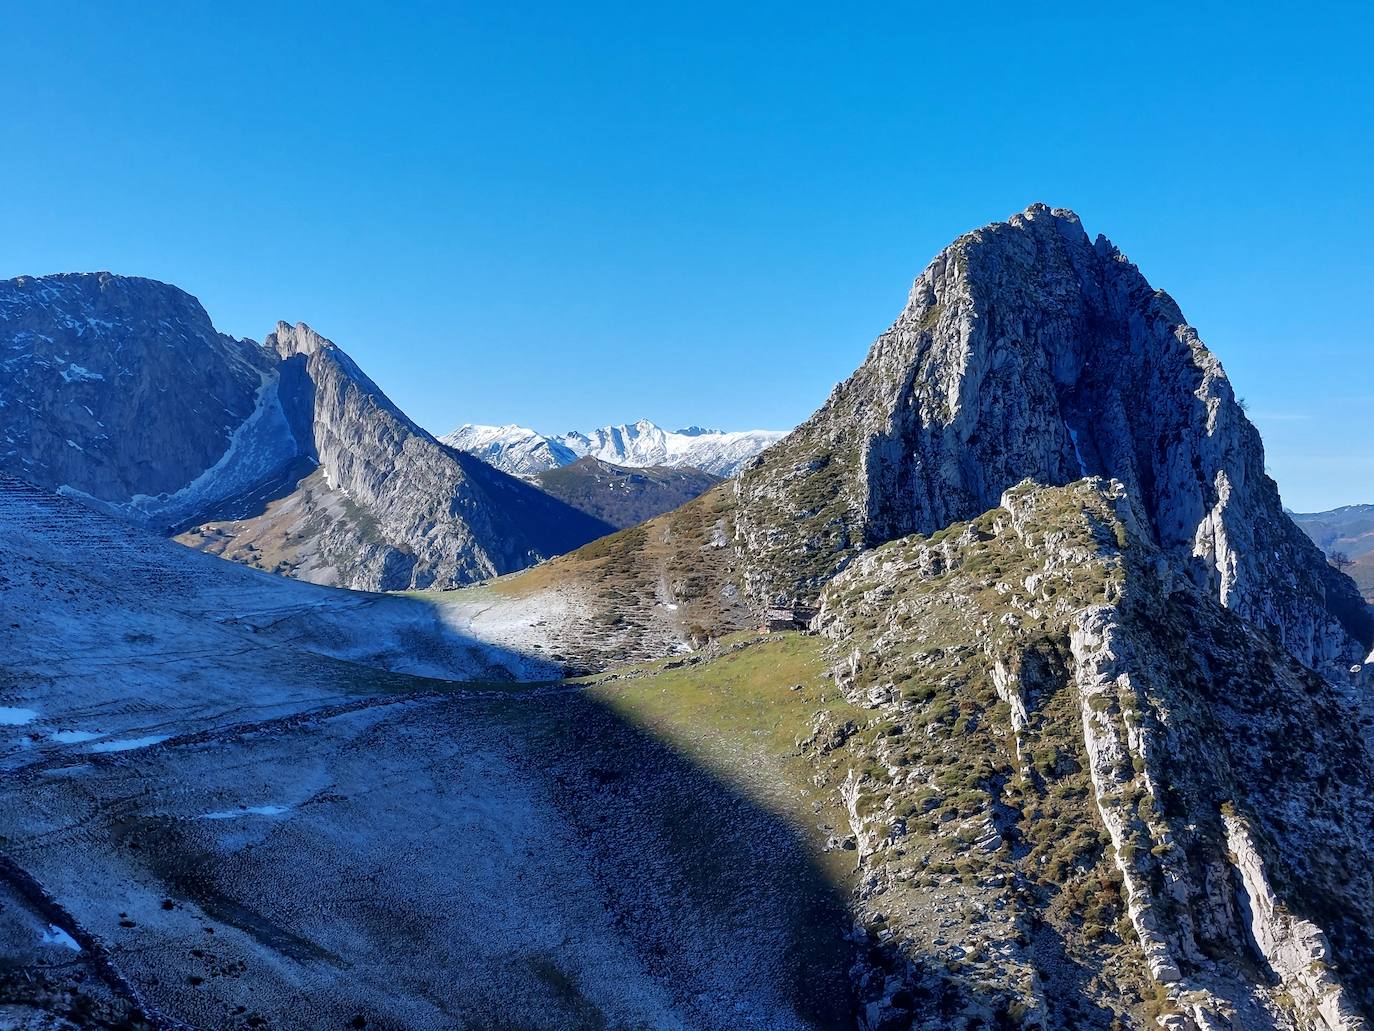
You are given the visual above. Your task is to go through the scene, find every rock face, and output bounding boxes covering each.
[0,275,612,590]
[0,273,282,510]
[735,204,1372,675]
[444,419,786,478]
[245,322,613,589]
[532,455,721,529]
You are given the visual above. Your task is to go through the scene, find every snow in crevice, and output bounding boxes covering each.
[1067,423,1088,477]
[38,924,81,952]
[59,362,104,383]
[68,370,302,528]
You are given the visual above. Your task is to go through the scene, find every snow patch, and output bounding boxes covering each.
[59,363,104,383]
[0,706,38,726]
[199,804,291,820]
[88,734,169,753]
[1067,424,1088,477]
[39,924,81,952]
[51,729,105,744]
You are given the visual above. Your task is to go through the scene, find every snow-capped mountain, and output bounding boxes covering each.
[442,423,579,476]
[442,419,786,477]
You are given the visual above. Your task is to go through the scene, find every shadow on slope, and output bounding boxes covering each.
[0,635,863,1029]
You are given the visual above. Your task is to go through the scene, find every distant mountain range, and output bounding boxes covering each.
[0,273,611,590]
[443,419,785,477]
[532,456,721,529]
[1292,503,1374,601]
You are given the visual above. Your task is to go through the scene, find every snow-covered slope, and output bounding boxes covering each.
[442,422,579,475]
[0,474,853,1030]
[442,419,785,477]
[564,421,786,476]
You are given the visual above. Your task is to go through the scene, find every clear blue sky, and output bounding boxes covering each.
[2,2,1369,510]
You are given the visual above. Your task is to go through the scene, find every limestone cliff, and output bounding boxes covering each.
[237,321,613,590]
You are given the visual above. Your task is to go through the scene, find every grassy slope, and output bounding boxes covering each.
[578,632,866,887]
[445,484,754,668]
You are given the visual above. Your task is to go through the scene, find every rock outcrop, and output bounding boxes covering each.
[734,204,1372,676]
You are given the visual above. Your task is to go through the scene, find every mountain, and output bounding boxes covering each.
[443,421,580,475]
[0,274,612,590]
[174,321,613,590]
[532,455,721,529]
[733,203,1371,678]
[810,478,1374,1028]
[434,205,1374,1025]
[563,420,787,476]
[7,208,1374,1031]
[443,419,785,477]
[1292,504,1374,601]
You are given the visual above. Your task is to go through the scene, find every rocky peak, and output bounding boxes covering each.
[0,272,271,505]
[1,273,613,590]
[735,203,1371,676]
[267,320,333,360]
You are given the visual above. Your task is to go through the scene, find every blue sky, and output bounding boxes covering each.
[1,2,1370,510]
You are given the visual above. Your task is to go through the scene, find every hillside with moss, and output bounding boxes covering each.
[532,456,721,529]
